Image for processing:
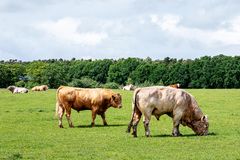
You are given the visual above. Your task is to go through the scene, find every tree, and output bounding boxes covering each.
[108,58,141,85]
[0,64,14,87]
[163,61,190,87]
[149,63,166,84]
[41,62,69,88]
[130,62,154,84]
[26,61,48,85]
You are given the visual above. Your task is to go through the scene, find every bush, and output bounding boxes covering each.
[68,77,99,88]
[136,81,155,87]
[15,80,26,87]
[102,82,120,89]
[25,81,39,89]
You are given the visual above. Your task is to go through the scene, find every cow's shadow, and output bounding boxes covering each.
[151,132,217,138]
[76,124,127,128]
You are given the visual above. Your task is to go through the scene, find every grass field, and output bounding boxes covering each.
[0,89,240,160]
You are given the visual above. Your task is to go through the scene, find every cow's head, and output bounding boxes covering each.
[189,115,209,136]
[7,86,15,93]
[111,93,122,108]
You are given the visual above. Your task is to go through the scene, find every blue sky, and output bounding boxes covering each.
[0,0,240,61]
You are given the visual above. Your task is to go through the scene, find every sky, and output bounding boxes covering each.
[0,0,240,61]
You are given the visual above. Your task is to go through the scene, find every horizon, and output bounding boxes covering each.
[0,54,238,62]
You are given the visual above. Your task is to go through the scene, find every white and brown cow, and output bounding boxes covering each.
[56,86,122,128]
[31,85,48,91]
[7,86,28,93]
[127,86,209,137]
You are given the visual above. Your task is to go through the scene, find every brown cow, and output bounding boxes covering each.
[168,83,180,88]
[31,85,48,91]
[56,86,122,128]
[126,86,209,137]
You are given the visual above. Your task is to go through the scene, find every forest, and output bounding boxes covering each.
[0,54,239,89]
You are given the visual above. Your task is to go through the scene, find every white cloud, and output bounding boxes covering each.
[229,16,240,32]
[150,14,240,46]
[150,14,181,31]
[37,17,108,46]
[1,1,240,61]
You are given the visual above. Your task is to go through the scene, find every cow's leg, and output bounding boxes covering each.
[57,103,65,128]
[132,111,142,137]
[143,113,151,137]
[126,115,133,133]
[172,110,183,136]
[172,123,181,137]
[65,105,74,128]
[100,113,108,126]
[91,108,97,127]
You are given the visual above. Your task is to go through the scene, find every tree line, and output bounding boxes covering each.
[0,54,239,89]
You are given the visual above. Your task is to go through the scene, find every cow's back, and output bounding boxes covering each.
[74,88,110,107]
[136,86,191,116]
[57,87,113,111]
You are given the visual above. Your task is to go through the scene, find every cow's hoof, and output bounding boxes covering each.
[91,123,95,127]
[59,125,63,128]
[69,125,74,128]
[126,129,131,133]
[132,132,137,137]
[104,123,108,126]
[172,133,182,137]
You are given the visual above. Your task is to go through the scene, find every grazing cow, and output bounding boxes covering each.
[7,86,28,93]
[168,83,180,88]
[56,86,122,128]
[31,85,48,91]
[123,84,135,91]
[126,86,209,137]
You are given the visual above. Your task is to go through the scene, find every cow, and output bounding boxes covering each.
[168,83,180,88]
[123,84,135,91]
[56,86,122,128]
[7,86,28,93]
[126,86,209,137]
[31,85,48,91]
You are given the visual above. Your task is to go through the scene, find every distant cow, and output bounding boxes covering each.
[7,86,28,94]
[123,84,135,91]
[168,83,180,88]
[56,86,122,128]
[31,85,48,91]
[126,86,209,137]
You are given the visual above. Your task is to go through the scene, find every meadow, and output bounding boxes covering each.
[0,89,240,160]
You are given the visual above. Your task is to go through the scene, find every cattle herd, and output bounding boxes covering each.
[7,85,48,93]
[6,83,209,137]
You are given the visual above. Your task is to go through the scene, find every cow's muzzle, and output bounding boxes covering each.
[118,105,122,109]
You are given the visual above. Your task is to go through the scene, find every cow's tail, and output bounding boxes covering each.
[55,101,60,117]
[55,86,64,117]
[126,88,141,133]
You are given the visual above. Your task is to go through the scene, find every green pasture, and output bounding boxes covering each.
[0,89,240,159]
